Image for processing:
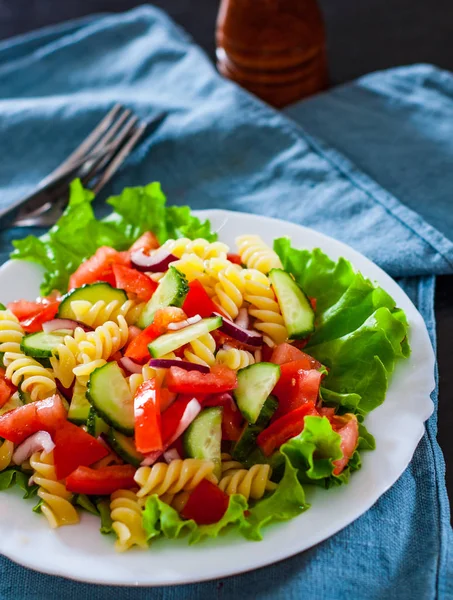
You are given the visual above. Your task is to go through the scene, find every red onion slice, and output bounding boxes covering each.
[163,448,181,463]
[43,318,92,333]
[149,359,209,373]
[119,356,143,375]
[214,313,263,347]
[234,308,249,330]
[13,431,55,465]
[131,247,178,272]
[167,315,202,331]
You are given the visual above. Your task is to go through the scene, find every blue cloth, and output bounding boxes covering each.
[0,6,451,599]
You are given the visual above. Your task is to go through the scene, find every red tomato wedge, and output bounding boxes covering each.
[7,300,45,321]
[69,247,130,290]
[270,343,321,368]
[134,379,163,454]
[125,323,161,363]
[182,281,219,318]
[0,369,16,409]
[112,264,157,302]
[53,421,109,479]
[329,414,359,475]
[272,367,322,420]
[152,307,187,330]
[226,253,242,266]
[0,394,67,444]
[166,365,237,395]
[257,402,318,456]
[160,395,197,445]
[20,302,60,333]
[203,393,243,441]
[181,479,229,524]
[129,231,160,254]
[65,465,137,495]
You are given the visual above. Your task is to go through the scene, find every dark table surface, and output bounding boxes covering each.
[0,0,452,507]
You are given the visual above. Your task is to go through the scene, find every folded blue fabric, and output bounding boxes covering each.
[0,6,451,599]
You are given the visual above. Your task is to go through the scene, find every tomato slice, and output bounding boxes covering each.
[112,264,157,302]
[272,367,322,420]
[0,369,16,409]
[160,395,193,445]
[257,402,318,456]
[166,365,237,395]
[125,323,161,363]
[65,465,137,495]
[329,413,359,475]
[226,253,243,266]
[152,307,187,330]
[181,479,229,524]
[53,421,109,479]
[7,300,44,321]
[182,281,219,318]
[0,394,67,444]
[134,379,163,454]
[203,393,243,441]
[69,247,130,290]
[270,343,321,368]
[20,302,60,333]
[129,231,160,254]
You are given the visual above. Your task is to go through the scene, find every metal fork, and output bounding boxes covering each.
[0,104,162,229]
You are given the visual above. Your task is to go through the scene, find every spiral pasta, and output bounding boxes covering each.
[243,269,287,345]
[216,347,255,370]
[126,365,165,397]
[49,335,80,388]
[4,353,56,401]
[69,299,143,328]
[161,238,229,260]
[30,451,79,528]
[219,464,277,501]
[134,459,217,501]
[206,258,245,320]
[0,309,24,355]
[236,235,282,273]
[110,489,148,552]
[159,490,191,513]
[183,333,216,368]
[0,440,14,471]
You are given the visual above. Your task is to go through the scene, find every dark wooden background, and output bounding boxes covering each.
[0,0,452,504]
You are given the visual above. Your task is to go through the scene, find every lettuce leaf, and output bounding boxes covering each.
[0,467,38,498]
[274,238,410,414]
[11,180,217,295]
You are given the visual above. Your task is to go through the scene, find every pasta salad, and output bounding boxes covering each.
[0,180,410,550]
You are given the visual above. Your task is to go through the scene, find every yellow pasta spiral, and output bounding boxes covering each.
[206,258,245,320]
[161,238,229,260]
[50,335,80,388]
[183,333,216,368]
[219,464,277,501]
[30,451,79,528]
[0,440,14,471]
[126,365,165,397]
[243,269,287,345]
[0,309,23,355]
[110,489,148,552]
[69,299,143,328]
[134,459,217,501]
[159,490,191,513]
[216,347,255,370]
[5,353,56,401]
[236,235,282,273]
[220,452,243,475]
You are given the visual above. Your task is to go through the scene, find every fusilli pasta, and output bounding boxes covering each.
[5,354,56,401]
[134,459,217,501]
[0,440,14,471]
[243,269,287,345]
[236,235,282,273]
[69,299,143,328]
[0,308,23,355]
[110,489,148,552]
[183,333,216,368]
[219,464,277,501]
[206,258,245,320]
[161,238,229,260]
[216,347,255,370]
[50,335,80,388]
[30,451,79,528]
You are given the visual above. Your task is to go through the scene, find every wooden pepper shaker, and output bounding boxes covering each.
[216,0,328,107]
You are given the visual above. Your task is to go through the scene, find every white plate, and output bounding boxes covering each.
[0,210,435,586]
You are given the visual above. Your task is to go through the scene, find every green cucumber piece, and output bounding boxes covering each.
[20,331,66,359]
[87,362,134,436]
[233,363,280,424]
[269,268,315,339]
[58,283,127,322]
[232,395,278,462]
[87,407,110,437]
[255,394,278,428]
[107,429,144,467]
[148,316,222,358]
[68,386,91,424]
[184,407,223,479]
[0,303,5,311]
[138,266,189,328]
[18,385,33,405]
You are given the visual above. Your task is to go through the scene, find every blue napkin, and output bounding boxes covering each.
[0,6,452,599]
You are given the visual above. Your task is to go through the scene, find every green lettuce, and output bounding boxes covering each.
[11,180,217,295]
[0,467,38,498]
[275,237,410,414]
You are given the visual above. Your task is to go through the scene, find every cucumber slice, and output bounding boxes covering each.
[20,331,66,359]
[18,385,33,405]
[107,429,144,467]
[138,266,189,328]
[148,316,222,358]
[232,395,278,462]
[0,303,5,311]
[87,362,134,436]
[87,407,110,437]
[184,407,223,479]
[68,387,91,424]
[58,283,127,321]
[233,363,280,424]
[268,269,315,339]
